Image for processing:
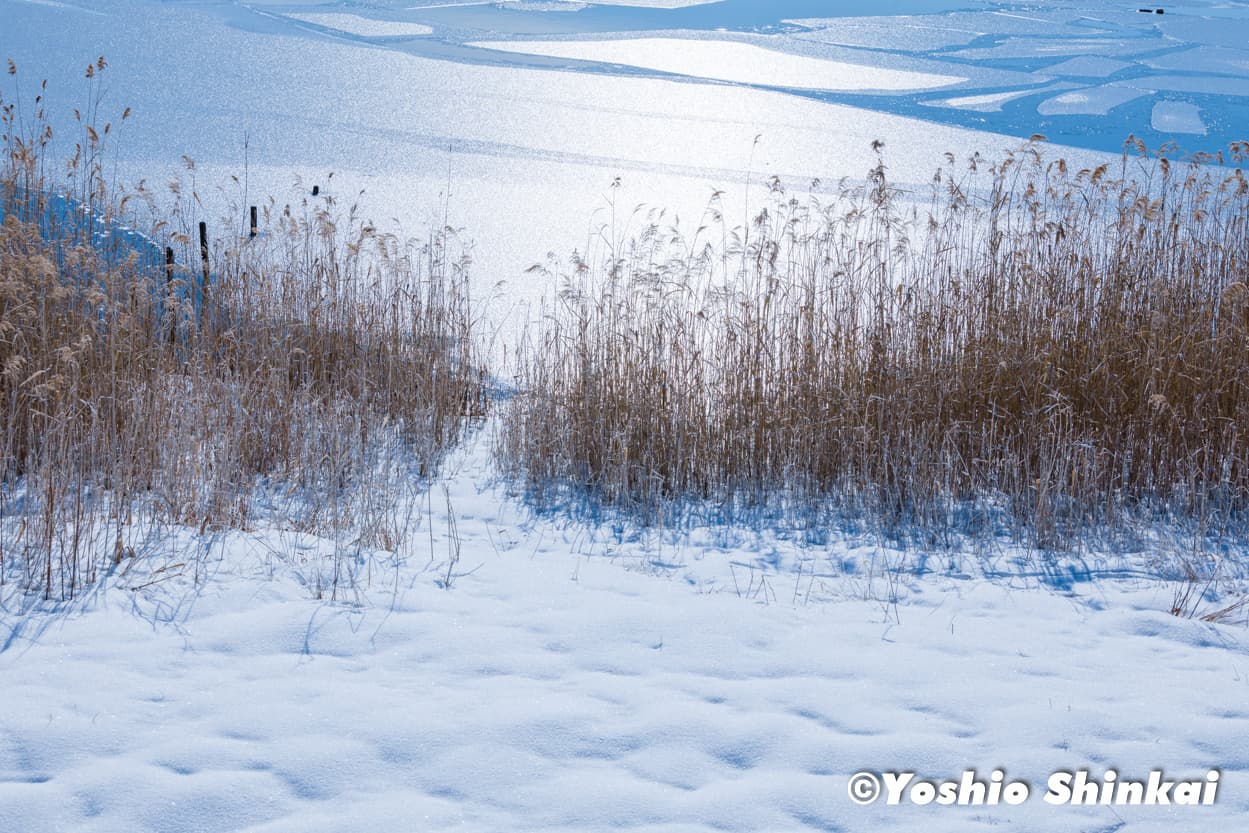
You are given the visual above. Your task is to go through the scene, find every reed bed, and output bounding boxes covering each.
[1,62,485,600]
[500,140,1249,547]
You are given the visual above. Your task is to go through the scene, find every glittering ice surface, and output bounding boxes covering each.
[467,36,968,91]
[284,13,434,38]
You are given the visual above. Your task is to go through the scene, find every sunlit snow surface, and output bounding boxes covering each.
[1037,85,1152,117]
[936,84,1078,112]
[1152,100,1208,134]
[285,13,433,37]
[469,37,967,90]
[3,428,1249,833]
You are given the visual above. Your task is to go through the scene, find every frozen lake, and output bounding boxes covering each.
[5,4,1249,833]
[7,0,1243,337]
[0,0,1243,360]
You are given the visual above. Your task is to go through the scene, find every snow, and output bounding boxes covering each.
[1043,55,1135,78]
[4,426,1249,833]
[1037,85,1151,116]
[1151,100,1207,135]
[284,13,434,38]
[467,37,968,91]
[934,83,1077,112]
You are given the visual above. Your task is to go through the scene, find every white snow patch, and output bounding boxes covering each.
[793,19,981,51]
[404,0,491,7]
[939,89,1035,111]
[1144,44,1249,77]
[951,36,1158,60]
[285,12,433,37]
[1037,84,1150,116]
[496,0,588,9]
[1044,55,1134,77]
[789,11,1061,37]
[584,0,723,6]
[468,37,967,91]
[935,83,1075,112]
[1151,100,1207,135]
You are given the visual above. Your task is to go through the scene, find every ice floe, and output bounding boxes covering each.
[1151,100,1207,134]
[1037,85,1150,116]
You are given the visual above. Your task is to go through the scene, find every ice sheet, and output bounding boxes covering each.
[1151,100,1207,134]
[584,0,724,6]
[787,10,1065,36]
[468,37,968,91]
[1144,44,1249,76]
[934,82,1076,112]
[793,18,982,51]
[1157,14,1249,49]
[495,0,589,9]
[1037,84,1150,116]
[1120,74,1249,96]
[1044,55,1134,77]
[950,36,1160,60]
[285,12,433,37]
[225,0,1249,152]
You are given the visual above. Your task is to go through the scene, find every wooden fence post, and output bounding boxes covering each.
[198,221,210,331]
[165,246,176,345]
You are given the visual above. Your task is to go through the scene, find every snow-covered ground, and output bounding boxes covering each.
[4,425,1249,833]
[4,1,1249,830]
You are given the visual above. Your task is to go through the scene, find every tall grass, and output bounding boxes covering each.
[500,139,1249,547]
[1,61,485,600]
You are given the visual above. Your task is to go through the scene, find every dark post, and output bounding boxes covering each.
[165,246,176,344]
[312,185,320,196]
[249,205,258,238]
[198,221,209,278]
[198,221,210,330]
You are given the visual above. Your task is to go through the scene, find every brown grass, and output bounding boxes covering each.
[1,60,485,600]
[500,138,1249,547]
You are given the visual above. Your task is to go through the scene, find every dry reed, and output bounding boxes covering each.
[1,60,485,600]
[500,138,1249,548]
